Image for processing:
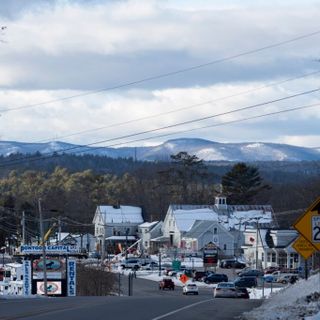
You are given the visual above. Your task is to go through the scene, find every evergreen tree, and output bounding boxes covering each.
[221,162,270,204]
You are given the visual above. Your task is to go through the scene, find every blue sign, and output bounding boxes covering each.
[67,259,76,296]
[23,260,32,295]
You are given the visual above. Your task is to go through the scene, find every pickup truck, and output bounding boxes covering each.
[159,278,175,290]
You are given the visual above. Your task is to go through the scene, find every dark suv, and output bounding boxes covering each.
[203,273,228,284]
[220,259,246,269]
[159,278,175,290]
[234,276,257,288]
[238,269,264,277]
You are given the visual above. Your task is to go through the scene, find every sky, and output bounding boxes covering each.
[0,0,320,148]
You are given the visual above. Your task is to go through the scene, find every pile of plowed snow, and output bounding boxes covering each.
[242,274,320,320]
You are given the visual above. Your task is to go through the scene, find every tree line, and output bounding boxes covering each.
[0,151,319,245]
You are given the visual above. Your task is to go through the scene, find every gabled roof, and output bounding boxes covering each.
[183,220,231,239]
[97,205,143,224]
[168,203,273,232]
[172,207,218,232]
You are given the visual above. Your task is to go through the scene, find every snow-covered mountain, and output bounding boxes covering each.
[0,138,319,162]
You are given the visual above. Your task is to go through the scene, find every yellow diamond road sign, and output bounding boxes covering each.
[292,235,316,260]
[294,197,320,250]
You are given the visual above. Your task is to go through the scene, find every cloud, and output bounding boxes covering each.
[0,0,319,148]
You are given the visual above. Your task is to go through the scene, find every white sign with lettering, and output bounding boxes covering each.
[22,260,32,295]
[20,245,78,254]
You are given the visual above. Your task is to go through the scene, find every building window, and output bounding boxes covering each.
[261,252,264,262]
[145,241,148,247]
[214,228,217,235]
[272,252,276,263]
[223,244,227,250]
[267,252,271,262]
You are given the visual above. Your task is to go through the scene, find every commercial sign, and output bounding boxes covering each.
[37,281,62,295]
[292,235,317,260]
[294,197,320,250]
[22,260,32,296]
[67,259,76,296]
[20,245,78,254]
[203,242,218,267]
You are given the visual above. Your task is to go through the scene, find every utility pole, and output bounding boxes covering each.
[38,199,48,296]
[58,216,61,244]
[255,218,259,270]
[21,211,25,245]
[101,214,106,264]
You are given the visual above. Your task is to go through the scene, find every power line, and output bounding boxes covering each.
[0,98,319,167]
[1,29,320,114]
[8,87,320,157]
[35,69,320,143]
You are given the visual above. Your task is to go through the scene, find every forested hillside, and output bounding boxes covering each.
[0,152,319,240]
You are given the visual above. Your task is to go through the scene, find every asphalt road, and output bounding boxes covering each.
[0,276,262,320]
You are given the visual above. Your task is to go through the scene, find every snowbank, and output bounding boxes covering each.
[242,274,320,320]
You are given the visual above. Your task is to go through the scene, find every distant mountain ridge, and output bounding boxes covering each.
[0,138,319,162]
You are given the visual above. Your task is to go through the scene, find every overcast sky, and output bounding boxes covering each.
[0,0,319,148]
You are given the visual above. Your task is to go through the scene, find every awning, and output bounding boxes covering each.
[105,236,136,241]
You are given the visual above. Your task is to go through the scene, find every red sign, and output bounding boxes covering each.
[180,274,189,284]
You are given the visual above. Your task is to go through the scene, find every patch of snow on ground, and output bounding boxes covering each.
[242,273,320,320]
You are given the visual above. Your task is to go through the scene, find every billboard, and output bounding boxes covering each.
[37,281,62,295]
[33,258,65,279]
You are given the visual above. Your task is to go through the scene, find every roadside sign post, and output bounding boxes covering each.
[293,197,320,277]
[292,235,316,260]
[294,197,320,250]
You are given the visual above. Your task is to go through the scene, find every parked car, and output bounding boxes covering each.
[193,271,210,282]
[182,283,199,295]
[213,282,238,298]
[238,269,264,277]
[234,276,257,288]
[263,275,275,283]
[264,266,280,274]
[159,278,175,290]
[141,262,160,270]
[203,273,228,284]
[220,259,246,269]
[277,274,299,284]
[120,259,141,270]
[236,287,250,299]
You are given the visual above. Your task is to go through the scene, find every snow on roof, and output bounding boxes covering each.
[171,206,273,232]
[98,205,143,224]
[139,221,159,228]
[220,210,272,231]
[173,208,218,232]
[105,236,136,240]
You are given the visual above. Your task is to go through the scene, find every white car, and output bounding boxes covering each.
[182,283,199,295]
[213,282,238,298]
